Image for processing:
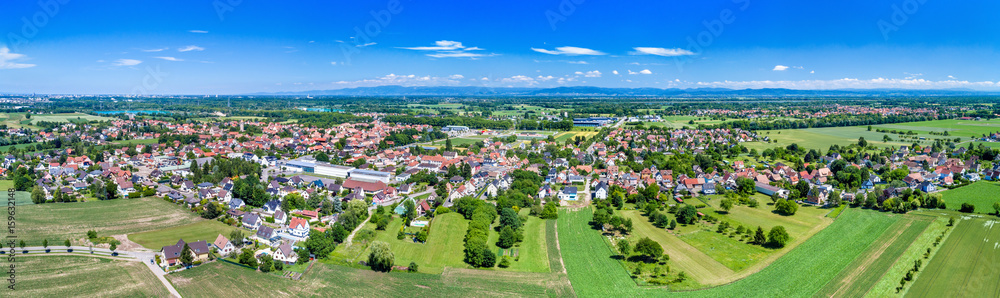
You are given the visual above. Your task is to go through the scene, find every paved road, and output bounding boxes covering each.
[16,246,181,297]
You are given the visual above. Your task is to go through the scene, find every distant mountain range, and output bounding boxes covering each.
[253,86,1000,97]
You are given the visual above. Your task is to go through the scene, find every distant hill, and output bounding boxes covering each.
[253,86,1000,97]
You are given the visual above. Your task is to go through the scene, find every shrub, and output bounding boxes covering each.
[408,262,418,272]
[498,256,511,268]
[959,203,975,213]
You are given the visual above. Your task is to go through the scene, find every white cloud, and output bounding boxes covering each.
[810,70,815,74]
[113,59,142,66]
[330,62,338,66]
[631,47,695,57]
[178,45,205,52]
[0,47,36,69]
[141,47,168,52]
[537,75,555,81]
[948,75,957,79]
[449,74,464,79]
[398,40,491,58]
[357,42,376,48]
[628,69,652,75]
[574,70,601,78]
[687,78,1000,90]
[773,65,789,71]
[531,46,605,56]
[567,61,589,64]
[154,56,183,61]
[189,30,209,34]
[612,70,619,75]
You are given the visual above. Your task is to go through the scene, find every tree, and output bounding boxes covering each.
[540,201,559,219]
[180,243,193,265]
[736,177,755,196]
[408,262,419,272]
[498,226,517,248]
[31,186,45,204]
[994,202,1000,216]
[109,242,117,252]
[499,208,522,229]
[42,239,48,249]
[634,237,663,261]
[775,199,798,215]
[676,204,698,224]
[754,226,767,245]
[64,239,71,248]
[403,199,417,223]
[202,202,220,219]
[767,226,790,248]
[669,219,677,229]
[960,203,976,213]
[229,230,244,247]
[720,198,735,212]
[368,241,395,272]
[259,255,274,273]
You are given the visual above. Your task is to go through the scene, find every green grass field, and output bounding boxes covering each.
[19,255,169,297]
[169,260,574,297]
[618,209,733,285]
[355,213,469,274]
[354,211,550,274]
[939,181,1000,214]
[869,215,953,296]
[18,197,202,246]
[907,216,1000,298]
[129,220,239,250]
[30,112,114,124]
[560,207,904,297]
[815,214,932,297]
[0,179,33,205]
[742,118,1000,152]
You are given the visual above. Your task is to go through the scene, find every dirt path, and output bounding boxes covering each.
[553,221,567,274]
[113,234,151,252]
[343,210,373,246]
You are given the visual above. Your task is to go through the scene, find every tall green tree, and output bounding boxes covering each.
[180,243,194,265]
[367,241,395,272]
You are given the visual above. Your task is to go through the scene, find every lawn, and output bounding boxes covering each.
[354,211,551,274]
[30,112,114,124]
[18,197,202,246]
[19,255,169,297]
[618,209,735,285]
[354,212,469,274]
[814,214,931,297]
[487,212,550,273]
[907,216,1000,298]
[129,220,239,250]
[112,138,160,146]
[559,207,904,297]
[938,181,1000,213]
[428,136,488,148]
[169,259,574,297]
[0,179,33,205]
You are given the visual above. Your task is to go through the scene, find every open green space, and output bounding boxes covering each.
[19,255,169,297]
[0,179,33,205]
[815,214,932,297]
[554,131,598,142]
[742,118,1000,152]
[907,216,1000,298]
[487,213,551,273]
[355,212,469,274]
[30,112,114,124]
[168,259,574,297]
[869,215,953,296]
[18,197,202,246]
[129,220,239,250]
[938,181,1000,214]
[559,207,904,296]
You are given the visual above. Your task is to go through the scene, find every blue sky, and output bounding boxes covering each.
[1,0,999,94]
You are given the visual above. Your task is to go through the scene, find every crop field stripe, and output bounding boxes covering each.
[906,218,1000,298]
[817,216,931,298]
[545,219,565,273]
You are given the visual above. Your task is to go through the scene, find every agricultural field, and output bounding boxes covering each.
[814,215,932,297]
[938,181,1000,214]
[559,207,904,297]
[0,179,33,205]
[112,138,160,146]
[491,104,565,116]
[486,213,551,273]
[908,216,1000,298]
[18,197,202,246]
[868,215,954,296]
[618,209,734,285]
[19,255,169,297]
[742,118,1000,152]
[29,112,114,124]
[554,131,599,142]
[129,220,240,250]
[169,259,574,297]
